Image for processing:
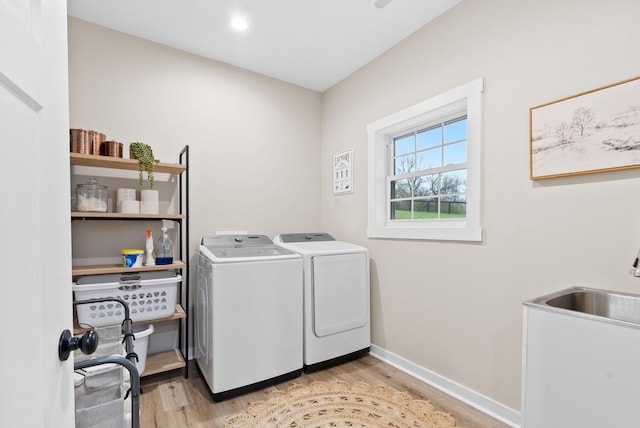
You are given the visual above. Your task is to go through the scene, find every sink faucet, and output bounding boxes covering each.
[630,250,640,277]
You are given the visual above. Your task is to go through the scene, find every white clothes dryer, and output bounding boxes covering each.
[273,233,370,372]
[193,234,303,401]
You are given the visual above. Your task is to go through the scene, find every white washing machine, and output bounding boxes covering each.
[193,234,303,401]
[273,233,370,371]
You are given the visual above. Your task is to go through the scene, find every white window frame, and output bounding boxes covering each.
[367,78,483,241]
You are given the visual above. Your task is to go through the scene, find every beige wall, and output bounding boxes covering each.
[321,0,640,411]
[68,17,322,255]
[69,0,640,417]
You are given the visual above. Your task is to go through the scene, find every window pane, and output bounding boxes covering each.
[394,134,414,156]
[391,179,412,199]
[391,200,411,219]
[441,195,466,218]
[417,127,441,150]
[414,174,439,197]
[417,147,441,170]
[443,141,467,165]
[414,199,438,219]
[441,169,467,194]
[444,118,467,143]
[394,154,416,174]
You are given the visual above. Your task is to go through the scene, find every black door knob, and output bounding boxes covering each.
[58,329,99,361]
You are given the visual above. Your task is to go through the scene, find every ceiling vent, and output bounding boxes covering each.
[370,0,393,9]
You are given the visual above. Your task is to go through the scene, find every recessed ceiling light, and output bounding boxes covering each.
[370,0,393,8]
[230,16,248,31]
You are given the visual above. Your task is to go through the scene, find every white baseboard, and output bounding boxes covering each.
[369,344,521,427]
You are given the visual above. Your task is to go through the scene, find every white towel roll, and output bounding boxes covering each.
[141,189,159,202]
[117,200,140,214]
[117,188,137,202]
[140,200,159,215]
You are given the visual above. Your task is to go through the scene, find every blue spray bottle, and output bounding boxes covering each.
[155,226,174,265]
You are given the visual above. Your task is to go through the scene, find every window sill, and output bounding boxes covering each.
[367,224,482,242]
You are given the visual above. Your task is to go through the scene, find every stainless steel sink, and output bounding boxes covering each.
[523,286,640,425]
[526,287,640,326]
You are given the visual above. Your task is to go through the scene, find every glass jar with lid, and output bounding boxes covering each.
[75,178,108,212]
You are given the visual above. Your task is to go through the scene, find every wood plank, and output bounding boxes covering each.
[142,349,186,377]
[71,212,184,220]
[72,261,186,276]
[73,304,185,334]
[148,304,186,322]
[70,152,186,174]
[158,379,193,410]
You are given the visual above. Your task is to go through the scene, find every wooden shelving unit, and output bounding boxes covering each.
[70,147,190,379]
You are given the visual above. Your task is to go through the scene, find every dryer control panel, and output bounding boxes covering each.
[278,233,335,243]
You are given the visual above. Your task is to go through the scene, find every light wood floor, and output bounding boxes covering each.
[139,356,510,427]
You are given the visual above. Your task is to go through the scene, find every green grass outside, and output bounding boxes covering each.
[393,210,466,219]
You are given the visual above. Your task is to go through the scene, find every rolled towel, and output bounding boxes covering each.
[117,200,139,214]
[141,189,159,201]
[117,188,136,202]
[140,200,159,215]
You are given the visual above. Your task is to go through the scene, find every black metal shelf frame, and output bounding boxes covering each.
[179,145,190,378]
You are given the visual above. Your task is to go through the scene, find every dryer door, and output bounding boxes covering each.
[312,253,369,337]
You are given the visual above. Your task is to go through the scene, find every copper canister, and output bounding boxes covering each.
[97,133,106,155]
[87,130,96,155]
[87,131,106,155]
[104,140,123,158]
[70,128,90,154]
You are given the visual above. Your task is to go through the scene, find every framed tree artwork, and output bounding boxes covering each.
[530,76,640,180]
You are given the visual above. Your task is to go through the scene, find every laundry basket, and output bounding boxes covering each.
[131,324,154,374]
[73,271,181,327]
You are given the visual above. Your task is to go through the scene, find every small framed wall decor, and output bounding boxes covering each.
[530,76,640,180]
[333,148,353,195]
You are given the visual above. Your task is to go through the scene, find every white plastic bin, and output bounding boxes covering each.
[131,323,154,374]
[73,271,181,327]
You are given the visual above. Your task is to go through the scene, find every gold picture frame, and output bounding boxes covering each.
[530,76,640,180]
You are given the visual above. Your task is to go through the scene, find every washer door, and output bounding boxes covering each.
[312,253,368,337]
[193,253,212,381]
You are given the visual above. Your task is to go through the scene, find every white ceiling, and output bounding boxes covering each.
[67,0,461,92]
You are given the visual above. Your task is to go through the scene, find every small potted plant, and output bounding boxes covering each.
[129,142,159,187]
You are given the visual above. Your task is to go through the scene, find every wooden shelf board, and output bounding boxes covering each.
[70,152,186,174]
[72,261,186,276]
[142,349,186,377]
[71,212,184,220]
[140,304,186,324]
[73,304,185,334]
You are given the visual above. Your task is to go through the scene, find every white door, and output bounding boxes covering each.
[0,1,73,427]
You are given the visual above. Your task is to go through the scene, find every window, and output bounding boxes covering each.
[367,78,483,241]
[390,116,468,221]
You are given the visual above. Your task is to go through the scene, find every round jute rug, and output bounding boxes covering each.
[224,380,457,427]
